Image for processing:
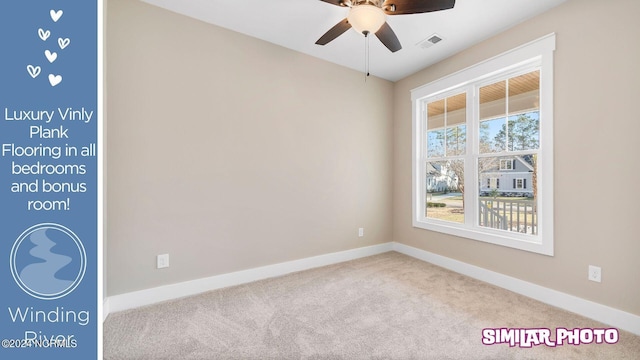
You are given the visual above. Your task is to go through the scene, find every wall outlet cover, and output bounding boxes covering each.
[157,254,169,269]
[588,265,601,282]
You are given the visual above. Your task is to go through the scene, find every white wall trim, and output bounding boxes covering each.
[106,243,393,314]
[103,298,110,322]
[392,242,640,336]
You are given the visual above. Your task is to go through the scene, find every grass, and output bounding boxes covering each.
[426,207,464,223]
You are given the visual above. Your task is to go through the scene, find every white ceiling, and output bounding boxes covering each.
[140,0,566,82]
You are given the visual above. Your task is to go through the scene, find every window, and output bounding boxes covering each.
[412,34,555,255]
[500,159,514,170]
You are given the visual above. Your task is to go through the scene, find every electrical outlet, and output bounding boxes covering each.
[358,228,364,237]
[157,254,169,269]
[588,265,601,282]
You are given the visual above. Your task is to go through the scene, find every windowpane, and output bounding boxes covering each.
[480,71,540,153]
[507,112,539,151]
[478,155,537,235]
[427,99,445,129]
[425,160,464,223]
[427,129,445,158]
[446,125,466,156]
[446,93,466,125]
[480,80,505,121]
[508,71,539,114]
[479,117,505,154]
[445,93,467,156]
[426,93,466,157]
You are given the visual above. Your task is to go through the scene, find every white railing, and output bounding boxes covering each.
[479,198,537,235]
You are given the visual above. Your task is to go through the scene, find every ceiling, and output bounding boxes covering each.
[140,0,566,82]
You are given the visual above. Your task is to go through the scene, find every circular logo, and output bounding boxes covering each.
[10,223,86,300]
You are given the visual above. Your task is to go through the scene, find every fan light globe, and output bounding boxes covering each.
[348,5,386,34]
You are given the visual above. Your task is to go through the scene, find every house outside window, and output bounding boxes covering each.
[411,34,555,256]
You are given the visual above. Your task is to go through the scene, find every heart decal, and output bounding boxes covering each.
[28,10,67,88]
[38,28,50,41]
[27,65,41,79]
[45,50,58,63]
[58,37,70,50]
[48,74,63,87]
[50,9,63,22]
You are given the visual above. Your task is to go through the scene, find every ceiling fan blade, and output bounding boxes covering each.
[315,18,352,45]
[319,0,347,7]
[384,0,455,15]
[375,22,402,52]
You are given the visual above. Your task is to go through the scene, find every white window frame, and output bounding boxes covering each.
[515,178,525,190]
[411,34,555,256]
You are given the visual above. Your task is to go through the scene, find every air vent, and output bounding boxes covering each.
[417,34,444,49]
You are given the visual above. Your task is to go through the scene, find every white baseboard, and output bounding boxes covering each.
[106,242,393,314]
[392,242,640,336]
[103,298,110,322]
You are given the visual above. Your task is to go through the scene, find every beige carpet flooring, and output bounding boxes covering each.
[104,252,640,359]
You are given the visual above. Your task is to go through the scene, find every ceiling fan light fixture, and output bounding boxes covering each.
[347,5,386,34]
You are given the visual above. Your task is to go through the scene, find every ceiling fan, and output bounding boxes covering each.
[315,0,456,52]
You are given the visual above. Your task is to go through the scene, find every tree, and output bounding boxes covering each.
[493,113,539,151]
[447,159,464,196]
[479,121,498,153]
[444,125,466,199]
[446,125,466,156]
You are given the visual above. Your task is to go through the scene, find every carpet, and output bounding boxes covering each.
[104,252,640,359]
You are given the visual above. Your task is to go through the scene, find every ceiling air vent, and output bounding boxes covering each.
[417,34,443,49]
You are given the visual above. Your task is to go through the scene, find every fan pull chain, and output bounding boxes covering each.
[366,32,370,78]
[363,30,370,81]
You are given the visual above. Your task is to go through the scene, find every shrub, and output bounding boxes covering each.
[427,202,446,208]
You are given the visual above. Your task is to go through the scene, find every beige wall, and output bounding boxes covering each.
[393,0,640,316]
[106,0,394,295]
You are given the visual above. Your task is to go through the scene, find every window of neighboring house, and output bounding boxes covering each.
[411,34,555,256]
[500,159,514,170]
